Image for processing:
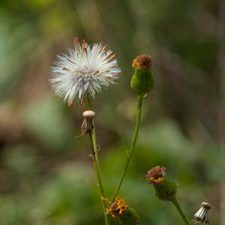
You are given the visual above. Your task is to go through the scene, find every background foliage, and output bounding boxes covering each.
[0,0,224,224]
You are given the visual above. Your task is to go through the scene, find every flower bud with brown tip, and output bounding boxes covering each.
[146,166,177,201]
[131,54,154,95]
[81,110,95,136]
[101,196,140,225]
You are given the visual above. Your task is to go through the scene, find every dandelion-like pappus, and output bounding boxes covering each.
[50,37,121,107]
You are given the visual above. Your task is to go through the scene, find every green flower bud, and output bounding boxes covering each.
[101,196,140,225]
[131,54,154,94]
[146,166,177,201]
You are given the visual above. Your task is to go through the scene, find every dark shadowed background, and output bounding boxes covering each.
[0,0,224,224]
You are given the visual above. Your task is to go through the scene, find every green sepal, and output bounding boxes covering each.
[154,178,177,201]
[130,67,154,94]
[118,208,140,225]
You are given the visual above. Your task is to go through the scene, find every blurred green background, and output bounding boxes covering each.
[0,0,224,224]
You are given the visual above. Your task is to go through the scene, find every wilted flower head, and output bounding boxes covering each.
[81,110,95,136]
[109,197,129,218]
[101,196,129,218]
[50,37,121,107]
[146,166,166,185]
[191,202,211,225]
[132,54,152,70]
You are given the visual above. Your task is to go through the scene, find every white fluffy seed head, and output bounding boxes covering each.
[50,38,121,107]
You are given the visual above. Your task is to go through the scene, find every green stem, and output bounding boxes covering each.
[171,198,191,225]
[87,97,99,163]
[111,94,144,203]
[93,157,108,224]
[87,97,109,225]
